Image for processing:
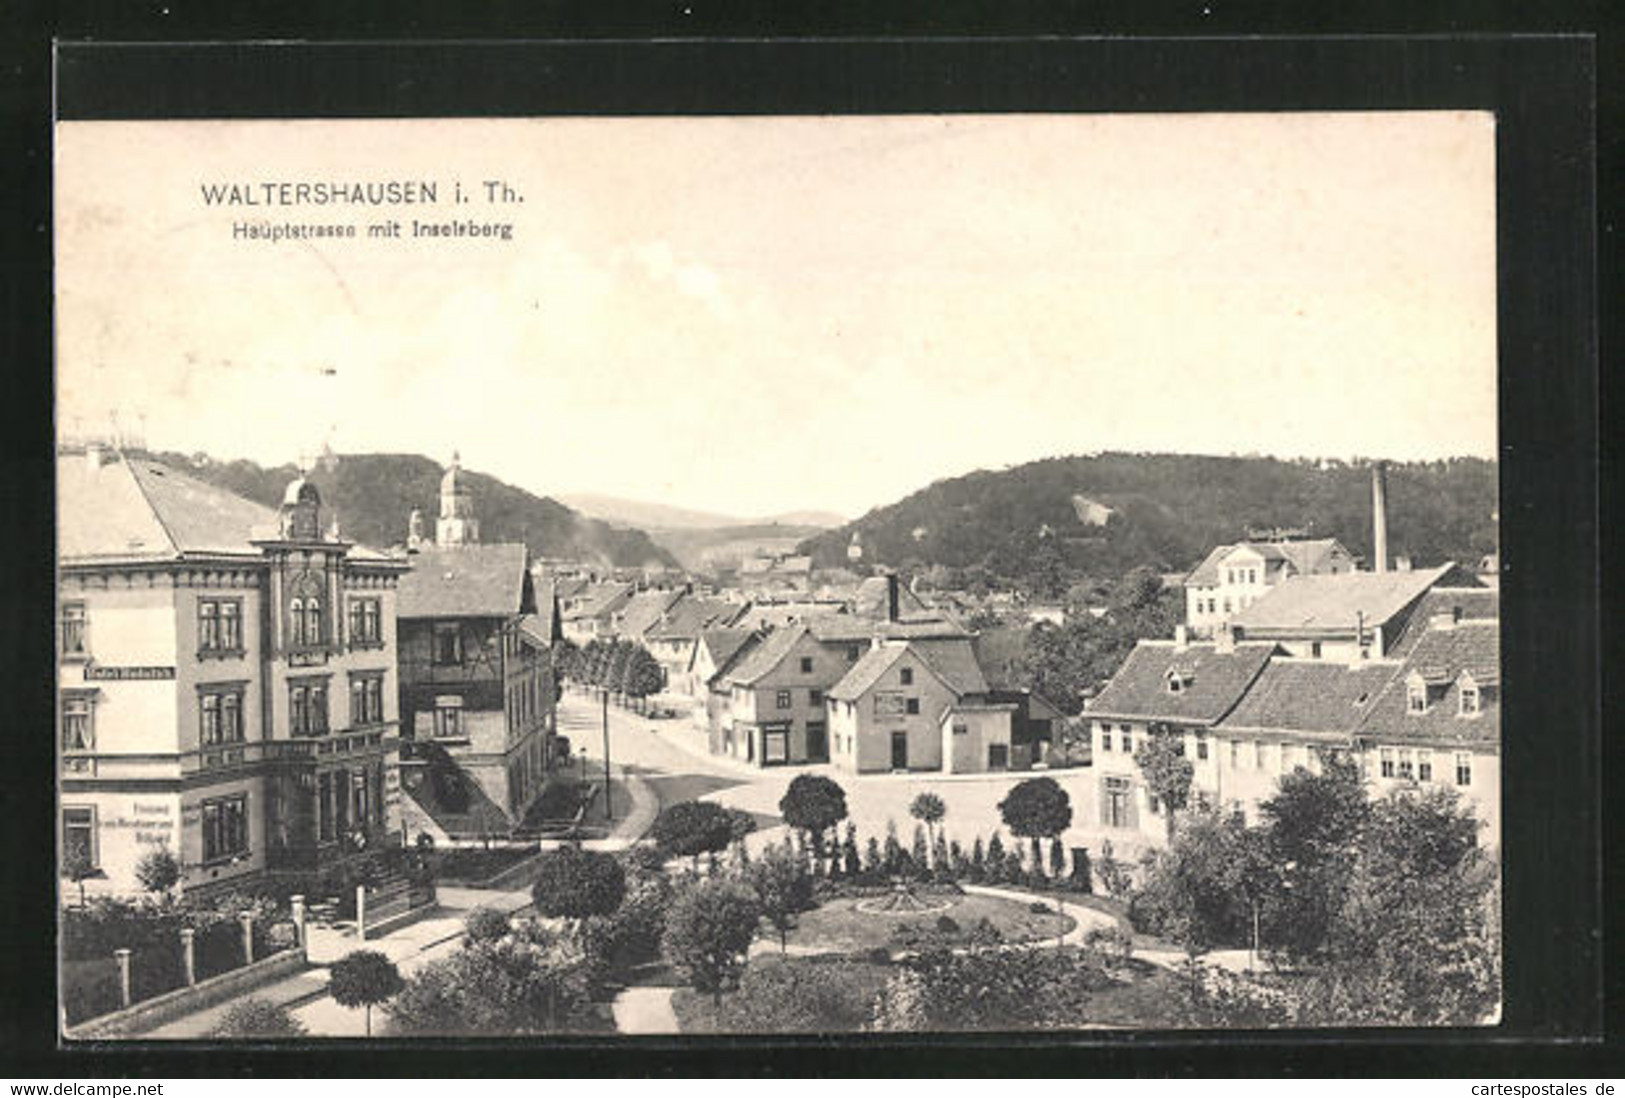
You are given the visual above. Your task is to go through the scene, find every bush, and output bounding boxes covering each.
[698,956,887,1034]
[464,906,512,944]
[531,844,626,922]
[934,915,960,934]
[651,801,737,868]
[134,846,182,896]
[1082,924,1135,963]
[388,935,596,1035]
[662,877,763,1002]
[864,947,893,965]
[1028,901,1051,914]
[210,997,307,1038]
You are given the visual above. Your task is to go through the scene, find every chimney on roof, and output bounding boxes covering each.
[886,571,901,623]
[1371,461,1390,574]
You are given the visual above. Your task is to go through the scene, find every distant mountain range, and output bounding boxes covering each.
[146,451,680,570]
[558,493,845,533]
[797,452,1498,584]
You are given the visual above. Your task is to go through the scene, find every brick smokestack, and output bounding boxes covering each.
[1371,461,1390,574]
[887,572,901,623]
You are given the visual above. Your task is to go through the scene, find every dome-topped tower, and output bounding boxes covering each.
[280,477,322,541]
[436,451,480,547]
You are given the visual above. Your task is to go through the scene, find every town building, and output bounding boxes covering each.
[1181,535,1356,636]
[826,635,991,773]
[394,458,557,842]
[57,447,408,898]
[643,594,745,695]
[559,581,635,643]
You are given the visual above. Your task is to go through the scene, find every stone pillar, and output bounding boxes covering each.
[239,912,255,965]
[356,883,367,942]
[114,948,132,1009]
[179,928,196,987]
[290,895,306,949]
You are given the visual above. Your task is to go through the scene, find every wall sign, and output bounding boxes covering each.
[84,663,176,681]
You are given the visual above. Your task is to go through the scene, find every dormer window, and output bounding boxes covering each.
[1459,676,1481,716]
[1406,673,1429,714]
[1165,668,1193,694]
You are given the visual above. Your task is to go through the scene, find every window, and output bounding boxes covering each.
[776,690,792,710]
[290,680,328,736]
[1102,776,1134,829]
[847,645,862,662]
[202,794,249,862]
[1253,741,1265,768]
[1222,598,1232,614]
[1397,748,1415,780]
[1455,753,1472,787]
[62,807,97,869]
[198,597,244,655]
[1230,740,1239,767]
[900,667,914,686]
[1248,569,1257,584]
[1407,683,1428,714]
[1100,725,1113,752]
[799,657,814,674]
[351,675,385,726]
[1459,684,1481,716]
[1121,725,1134,754]
[200,687,245,746]
[1380,747,1395,778]
[61,695,95,753]
[1418,750,1433,782]
[1310,641,1322,659]
[60,602,88,658]
[434,623,463,665]
[288,598,305,647]
[1167,675,1183,694]
[808,688,822,707]
[434,703,463,739]
[349,598,383,646]
[303,597,322,646]
[905,698,920,715]
[1196,735,1209,761]
[952,723,969,736]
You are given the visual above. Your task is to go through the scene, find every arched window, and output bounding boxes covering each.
[288,598,305,647]
[305,597,322,646]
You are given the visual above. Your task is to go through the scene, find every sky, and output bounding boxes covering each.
[55,113,1497,520]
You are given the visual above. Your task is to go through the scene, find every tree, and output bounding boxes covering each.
[651,801,736,871]
[552,637,581,684]
[778,774,848,870]
[728,809,758,861]
[997,776,1074,876]
[1135,725,1196,843]
[62,847,96,907]
[1131,809,1254,975]
[749,840,815,953]
[210,997,307,1038]
[908,792,946,852]
[621,645,666,713]
[699,956,881,1033]
[328,949,404,1036]
[135,845,183,897]
[1257,753,1370,967]
[661,876,764,1006]
[531,844,626,924]
[388,930,595,1035]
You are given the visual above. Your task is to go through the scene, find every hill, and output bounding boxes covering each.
[147,451,680,570]
[798,452,1497,591]
[559,492,844,532]
[646,523,831,573]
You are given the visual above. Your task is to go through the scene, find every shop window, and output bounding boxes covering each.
[202,794,249,862]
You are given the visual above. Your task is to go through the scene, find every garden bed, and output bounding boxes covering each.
[671,956,895,1034]
[783,892,1075,954]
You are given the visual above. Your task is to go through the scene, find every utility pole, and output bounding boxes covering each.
[601,688,613,821]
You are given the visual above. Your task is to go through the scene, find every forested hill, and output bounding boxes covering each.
[146,451,679,570]
[798,453,1497,587]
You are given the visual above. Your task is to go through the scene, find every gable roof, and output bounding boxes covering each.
[615,589,685,638]
[828,643,912,702]
[60,452,278,561]
[909,638,990,696]
[696,628,758,672]
[646,596,740,642]
[1216,659,1397,737]
[564,581,634,621]
[1384,587,1501,659]
[1228,564,1461,636]
[517,581,562,647]
[398,544,530,619]
[1085,641,1276,725]
[722,623,812,687]
[1184,538,1349,587]
[1356,620,1500,748]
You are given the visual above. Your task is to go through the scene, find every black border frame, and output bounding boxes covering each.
[2,21,1610,1079]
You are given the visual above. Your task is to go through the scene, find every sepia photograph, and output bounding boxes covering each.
[54,110,1504,1041]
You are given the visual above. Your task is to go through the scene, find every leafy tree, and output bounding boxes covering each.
[652,801,736,871]
[841,822,861,878]
[997,777,1074,875]
[1131,809,1254,967]
[387,931,594,1035]
[209,997,307,1038]
[531,844,626,924]
[552,637,581,684]
[662,877,764,1006]
[728,809,758,857]
[1257,754,1369,967]
[1135,725,1195,843]
[620,645,666,712]
[62,847,96,907]
[778,774,848,870]
[909,791,946,849]
[698,956,883,1033]
[134,845,183,897]
[909,825,930,879]
[328,949,404,1036]
[749,840,815,953]
[463,906,511,944]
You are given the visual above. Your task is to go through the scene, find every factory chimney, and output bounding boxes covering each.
[1371,461,1390,574]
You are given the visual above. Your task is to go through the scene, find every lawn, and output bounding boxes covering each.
[782,892,1076,953]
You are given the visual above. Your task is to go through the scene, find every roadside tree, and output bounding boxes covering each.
[328,949,404,1037]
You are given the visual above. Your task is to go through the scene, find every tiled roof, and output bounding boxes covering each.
[909,638,990,696]
[1356,620,1500,748]
[828,643,910,702]
[646,596,740,641]
[852,576,934,620]
[1183,538,1348,587]
[1085,641,1276,725]
[1216,659,1397,736]
[615,589,685,638]
[722,623,810,687]
[697,628,758,674]
[1384,587,1501,658]
[517,582,561,647]
[565,582,634,621]
[398,544,530,619]
[1229,564,1460,635]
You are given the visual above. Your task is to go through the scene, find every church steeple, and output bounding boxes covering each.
[436,451,480,546]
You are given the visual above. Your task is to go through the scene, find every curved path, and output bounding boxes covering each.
[611,986,680,1035]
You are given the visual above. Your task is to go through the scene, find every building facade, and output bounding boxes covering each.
[58,448,408,899]
[1182,536,1356,637]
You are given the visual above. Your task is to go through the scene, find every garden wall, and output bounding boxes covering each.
[62,946,307,1039]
